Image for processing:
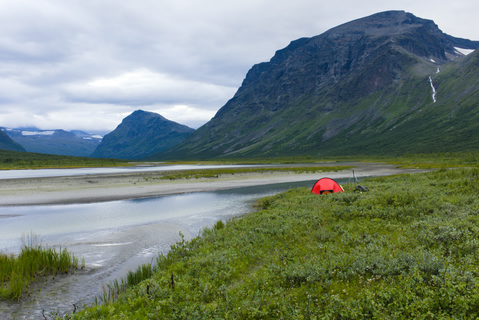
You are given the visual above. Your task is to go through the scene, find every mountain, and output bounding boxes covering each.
[158,11,479,159]
[91,110,194,160]
[0,129,26,152]
[3,128,102,157]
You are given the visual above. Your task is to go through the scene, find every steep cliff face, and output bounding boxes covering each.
[92,110,194,160]
[159,11,479,159]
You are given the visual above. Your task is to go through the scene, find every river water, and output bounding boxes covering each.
[0,164,257,180]
[0,178,337,319]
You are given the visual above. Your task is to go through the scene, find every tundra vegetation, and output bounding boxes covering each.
[0,150,128,169]
[1,149,477,170]
[154,165,352,181]
[68,164,479,319]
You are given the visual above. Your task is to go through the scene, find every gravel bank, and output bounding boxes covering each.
[0,162,425,206]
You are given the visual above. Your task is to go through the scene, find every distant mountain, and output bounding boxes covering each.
[159,11,479,159]
[3,128,102,157]
[91,110,194,160]
[0,129,26,152]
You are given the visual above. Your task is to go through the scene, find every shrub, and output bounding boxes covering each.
[69,168,479,319]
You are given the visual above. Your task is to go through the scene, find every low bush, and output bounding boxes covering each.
[69,168,479,319]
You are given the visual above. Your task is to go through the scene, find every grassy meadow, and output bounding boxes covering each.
[0,150,128,169]
[155,165,352,181]
[348,152,479,170]
[156,152,479,170]
[66,164,479,319]
[1,148,477,171]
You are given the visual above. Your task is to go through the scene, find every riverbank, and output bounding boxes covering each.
[69,167,479,319]
[0,162,425,206]
[0,223,193,319]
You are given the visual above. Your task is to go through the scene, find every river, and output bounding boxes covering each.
[0,164,257,180]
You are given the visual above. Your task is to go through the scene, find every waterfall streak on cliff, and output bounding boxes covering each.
[429,76,437,103]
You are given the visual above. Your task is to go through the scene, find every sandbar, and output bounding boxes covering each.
[0,162,426,206]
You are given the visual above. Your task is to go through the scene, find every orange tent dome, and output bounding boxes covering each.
[311,178,344,195]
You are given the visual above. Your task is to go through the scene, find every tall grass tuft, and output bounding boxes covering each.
[96,262,155,306]
[0,232,82,301]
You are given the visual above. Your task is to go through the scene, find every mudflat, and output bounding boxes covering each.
[0,162,424,206]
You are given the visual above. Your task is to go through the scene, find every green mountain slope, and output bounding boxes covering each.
[91,110,194,160]
[0,130,25,152]
[157,11,479,159]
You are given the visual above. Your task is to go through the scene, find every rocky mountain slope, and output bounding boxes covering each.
[91,110,194,160]
[0,130,26,152]
[158,11,479,159]
[1,128,101,156]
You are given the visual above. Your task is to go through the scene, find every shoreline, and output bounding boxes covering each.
[0,162,426,207]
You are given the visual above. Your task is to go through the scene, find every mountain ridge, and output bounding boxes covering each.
[1,127,100,156]
[0,130,26,152]
[156,11,479,159]
[91,110,194,160]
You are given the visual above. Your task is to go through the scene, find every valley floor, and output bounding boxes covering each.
[0,162,425,206]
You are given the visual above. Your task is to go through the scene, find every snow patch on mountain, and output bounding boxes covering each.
[454,47,475,56]
[82,136,103,140]
[22,131,55,136]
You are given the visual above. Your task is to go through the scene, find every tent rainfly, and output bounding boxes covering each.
[311,178,344,195]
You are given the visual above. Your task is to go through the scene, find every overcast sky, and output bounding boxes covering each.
[0,0,477,133]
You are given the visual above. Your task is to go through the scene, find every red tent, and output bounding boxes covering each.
[311,178,344,195]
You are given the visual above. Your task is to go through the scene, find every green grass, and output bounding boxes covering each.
[163,152,479,171]
[376,152,479,169]
[0,150,128,169]
[315,152,479,169]
[160,151,479,168]
[0,233,83,301]
[68,166,479,319]
[160,156,333,165]
[95,263,156,306]
[156,165,353,180]
[1,148,477,171]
